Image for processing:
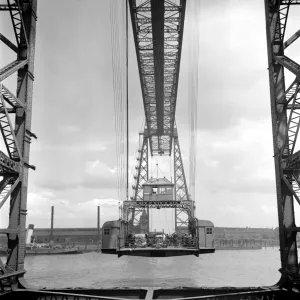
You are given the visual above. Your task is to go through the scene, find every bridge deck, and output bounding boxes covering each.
[117,247,215,257]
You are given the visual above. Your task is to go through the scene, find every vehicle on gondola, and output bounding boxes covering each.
[134,234,147,248]
[154,234,168,248]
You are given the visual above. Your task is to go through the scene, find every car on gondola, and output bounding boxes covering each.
[134,233,147,248]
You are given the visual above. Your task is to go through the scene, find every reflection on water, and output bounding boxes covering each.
[2,248,281,288]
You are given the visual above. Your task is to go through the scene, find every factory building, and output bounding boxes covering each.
[0,228,101,245]
[0,226,279,245]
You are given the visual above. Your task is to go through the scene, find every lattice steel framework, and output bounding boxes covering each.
[0,0,37,289]
[129,125,193,234]
[173,128,194,232]
[128,0,186,156]
[265,0,300,287]
[128,131,149,232]
[128,0,192,234]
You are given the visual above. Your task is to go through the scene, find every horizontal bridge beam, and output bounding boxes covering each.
[0,151,20,174]
[0,60,28,82]
[0,228,19,234]
[284,29,300,49]
[124,199,193,209]
[129,0,186,155]
[274,55,300,78]
[285,227,300,232]
[0,4,18,11]
[0,270,26,281]
[286,149,300,168]
[1,84,25,108]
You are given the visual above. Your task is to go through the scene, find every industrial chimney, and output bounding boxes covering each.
[50,206,54,243]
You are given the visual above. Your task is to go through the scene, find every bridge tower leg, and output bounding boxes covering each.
[265,0,300,286]
[130,131,149,233]
[130,127,195,235]
[174,134,193,234]
[0,0,37,287]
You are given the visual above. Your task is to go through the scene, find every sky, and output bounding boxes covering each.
[1,0,300,230]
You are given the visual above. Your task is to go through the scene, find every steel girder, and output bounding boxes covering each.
[0,0,37,290]
[265,0,300,286]
[123,200,194,211]
[129,131,149,232]
[128,0,186,156]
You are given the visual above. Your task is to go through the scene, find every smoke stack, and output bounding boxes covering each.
[50,206,54,241]
[26,224,34,244]
[97,206,100,241]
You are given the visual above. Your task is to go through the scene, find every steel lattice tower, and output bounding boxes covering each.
[129,128,149,233]
[129,126,193,233]
[173,128,194,232]
[0,0,37,288]
[265,0,300,288]
[127,0,194,234]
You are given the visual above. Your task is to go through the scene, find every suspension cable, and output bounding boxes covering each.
[126,0,129,201]
[188,0,199,202]
[110,0,127,214]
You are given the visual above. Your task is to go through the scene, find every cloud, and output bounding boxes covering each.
[84,160,115,176]
[176,0,270,132]
[81,160,118,189]
[36,160,117,191]
[58,125,81,134]
[78,198,120,208]
[193,118,276,195]
[36,181,79,191]
[0,191,120,228]
[2,0,291,230]
[32,140,108,152]
[261,205,277,215]
[218,205,245,214]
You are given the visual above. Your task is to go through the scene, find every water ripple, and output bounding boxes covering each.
[1,248,281,288]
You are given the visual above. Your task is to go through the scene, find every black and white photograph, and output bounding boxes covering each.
[0,0,300,299]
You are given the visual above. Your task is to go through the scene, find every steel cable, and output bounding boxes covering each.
[188,0,199,203]
[110,0,127,207]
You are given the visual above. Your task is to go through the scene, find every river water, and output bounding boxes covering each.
[1,248,281,289]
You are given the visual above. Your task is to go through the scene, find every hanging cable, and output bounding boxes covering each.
[110,0,127,208]
[188,0,199,202]
[126,0,129,201]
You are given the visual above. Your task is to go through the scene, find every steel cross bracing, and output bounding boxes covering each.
[132,129,149,202]
[173,128,194,232]
[265,0,300,286]
[129,130,149,232]
[129,125,192,234]
[128,0,186,156]
[0,0,37,290]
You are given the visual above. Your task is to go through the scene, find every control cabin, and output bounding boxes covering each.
[101,219,127,254]
[196,219,215,249]
[143,177,174,201]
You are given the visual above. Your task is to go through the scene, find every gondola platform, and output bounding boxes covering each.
[116,247,215,257]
